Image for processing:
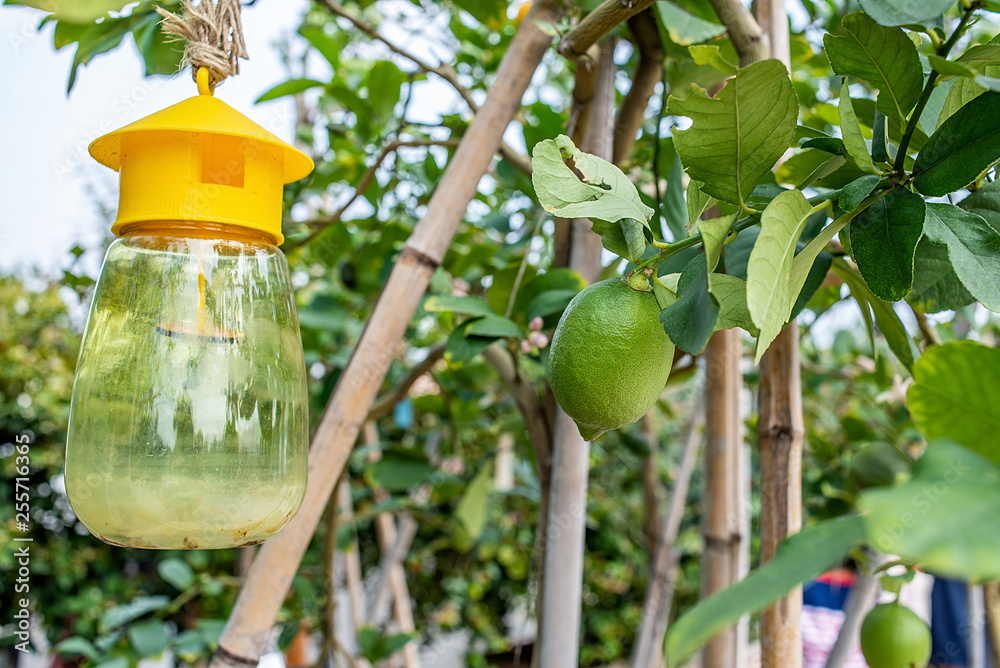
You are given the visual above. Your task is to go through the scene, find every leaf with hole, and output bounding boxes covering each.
[668,59,798,209]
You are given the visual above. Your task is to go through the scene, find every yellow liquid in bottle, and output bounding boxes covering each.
[66,231,308,549]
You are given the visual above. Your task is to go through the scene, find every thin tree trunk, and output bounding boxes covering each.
[630,409,704,668]
[536,36,616,668]
[758,325,804,668]
[700,328,744,667]
[207,9,559,666]
[753,2,803,665]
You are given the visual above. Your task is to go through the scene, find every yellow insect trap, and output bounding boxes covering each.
[65,68,314,549]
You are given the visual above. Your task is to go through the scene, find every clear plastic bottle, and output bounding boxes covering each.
[65,223,308,549]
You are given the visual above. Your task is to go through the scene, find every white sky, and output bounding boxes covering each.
[0,0,311,276]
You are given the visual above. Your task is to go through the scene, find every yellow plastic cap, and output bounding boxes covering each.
[89,70,313,245]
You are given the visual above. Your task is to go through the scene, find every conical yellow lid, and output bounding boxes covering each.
[89,94,313,183]
[88,69,314,245]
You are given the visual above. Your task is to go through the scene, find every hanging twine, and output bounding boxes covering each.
[156,0,248,90]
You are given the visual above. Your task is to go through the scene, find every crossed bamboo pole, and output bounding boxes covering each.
[207,6,559,665]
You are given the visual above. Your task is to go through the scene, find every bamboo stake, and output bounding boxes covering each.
[536,37,616,668]
[984,582,1000,668]
[363,421,421,668]
[630,409,704,668]
[753,2,803,665]
[700,328,744,667]
[336,481,367,638]
[207,8,558,665]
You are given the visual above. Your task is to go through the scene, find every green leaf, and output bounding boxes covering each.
[956,44,1000,68]
[8,0,132,21]
[464,316,523,338]
[53,637,101,662]
[256,78,326,103]
[823,13,923,122]
[66,12,145,91]
[424,295,498,318]
[839,175,882,212]
[299,25,343,68]
[514,268,586,317]
[686,179,716,232]
[748,190,815,363]
[655,2,726,45]
[857,0,954,27]
[839,86,879,174]
[525,289,578,325]
[157,557,195,591]
[133,11,183,76]
[790,250,833,320]
[444,327,494,365]
[531,135,654,226]
[922,203,1000,312]
[368,61,408,124]
[652,275,677,310]
[907,238,976,313]
[668,59,798,209]
[452,0,506,25]
[861,440,1000,582]
[455,463,492,542]
[789,214,853,308]
[849,187,925,301]
[531,135,653,260]
[711,274,759,336]
[658,255,719,355]
[913,92,1000,196]
[960,181,1000,233]
[688,44,738,75]
[99,596,171,634]
[907,341,1000,467]
[128,620,169,657]
[369,450,435,491]
[835,262,917,371]
[665,515,867,667]
[698,213,737,281]
[871,110,891,162]
[663,155,688,240]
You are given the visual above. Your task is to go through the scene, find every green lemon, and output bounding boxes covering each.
[860,603,932,668]
[849,442,914,491]
[548,278,674,441]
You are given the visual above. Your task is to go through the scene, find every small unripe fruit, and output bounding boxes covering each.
[860,603,931,668]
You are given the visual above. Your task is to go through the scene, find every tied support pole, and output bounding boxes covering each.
[207,6,559,666]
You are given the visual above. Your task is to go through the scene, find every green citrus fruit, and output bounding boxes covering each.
[860,603,931,668]
[849,442,913,491]
[548,278,674,441]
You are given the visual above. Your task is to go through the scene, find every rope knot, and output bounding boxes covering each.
[156,0,248,90]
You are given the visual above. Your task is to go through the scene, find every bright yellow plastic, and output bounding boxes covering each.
[89,68,313,245]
